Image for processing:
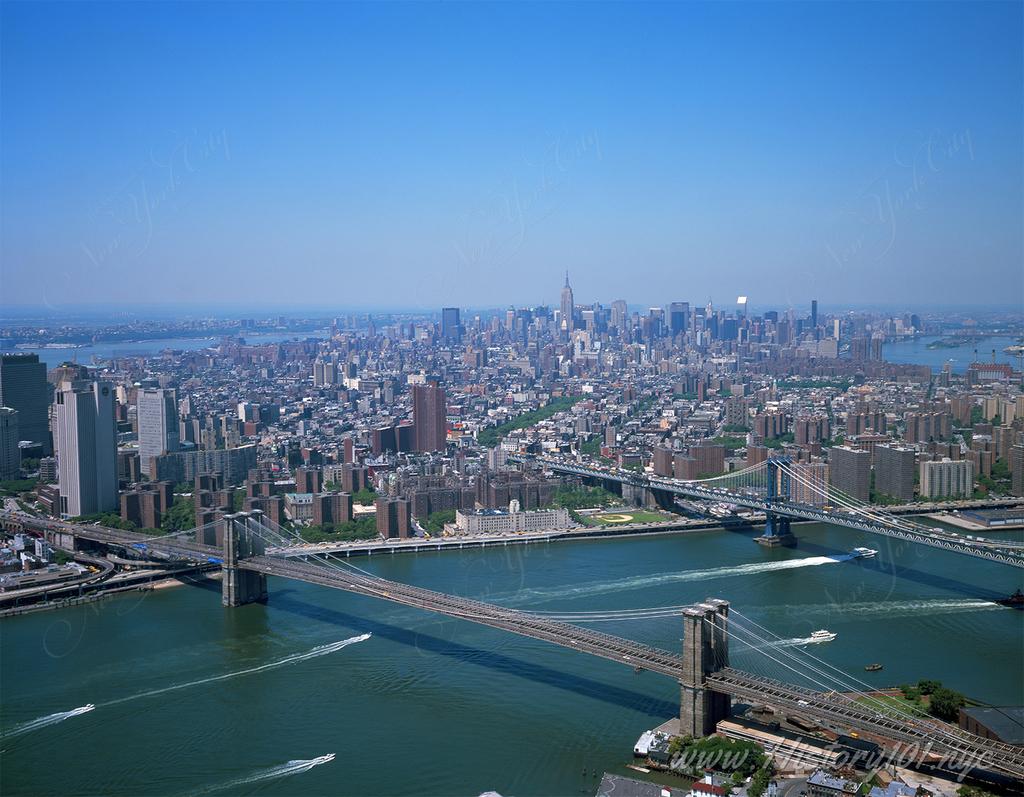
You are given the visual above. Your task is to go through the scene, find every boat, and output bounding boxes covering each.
[864,663,883,672]
[996,588,1024,608]
[808,629,837,643]
[851,547,878,559]
[1003,345,1024,355]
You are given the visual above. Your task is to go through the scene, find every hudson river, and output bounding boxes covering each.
[2,524,1022,796]
[9,331,330,370]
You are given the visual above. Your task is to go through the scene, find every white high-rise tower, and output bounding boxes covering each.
[55,380,117,517]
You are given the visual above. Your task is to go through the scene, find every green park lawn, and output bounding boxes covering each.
[590,510,666,525]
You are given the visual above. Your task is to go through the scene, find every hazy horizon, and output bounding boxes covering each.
[2,1,1022,310]
[3,299,1024,323]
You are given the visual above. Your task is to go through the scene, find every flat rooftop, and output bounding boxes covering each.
[960,706,1024,744]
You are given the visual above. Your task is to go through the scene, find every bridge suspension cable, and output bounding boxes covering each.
[720,613,1001,760]
[718,618,992,764]
[777,460,1024,551]
[676,460,771,491]
[776,462,922,530]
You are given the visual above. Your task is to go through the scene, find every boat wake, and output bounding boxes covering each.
[1,635,370,742]
[193,754,336,794]
[736,635,829,652]
[105,634,371,707]
[758,598,1003,620]
[506,556,845,605]
[2,704,95,738]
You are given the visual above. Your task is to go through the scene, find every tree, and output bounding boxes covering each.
[929,687,966,721]
[900,684,922,701]
[551,486,621,510]
[1,478,38,496]
[299,516,378,543]
[352,487,376,506]
[422,509,456,533]
[917,678,942,695]
[958,785,998,797]
[669,735,766,778]
[748,764,774,797]
[73,512,137,531]
[477,396,582,447]
[161,496,195,533]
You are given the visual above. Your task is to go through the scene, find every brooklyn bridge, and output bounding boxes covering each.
[2,490,1022,783]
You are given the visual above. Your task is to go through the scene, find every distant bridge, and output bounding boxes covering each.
[512,455,1024,568]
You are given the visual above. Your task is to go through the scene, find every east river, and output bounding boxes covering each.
[882,335,1022,373]
[2,523,1022,796]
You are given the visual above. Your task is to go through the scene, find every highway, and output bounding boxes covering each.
[1,512,221,561]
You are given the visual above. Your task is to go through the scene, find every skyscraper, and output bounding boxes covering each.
[920,459,974,499]
[874,444,916,501]
[138,387,180,477]
[55,380,117,517]
[0,353,51,454]
[828,446,870,502]
[610,299,628,332]
[669,302,689,336]
[811,299,818,329]
[560,272,574,333]
[412,383,447,452]
[1010,446,1024,497]
[441,307,461,344]
[0,407,19,480]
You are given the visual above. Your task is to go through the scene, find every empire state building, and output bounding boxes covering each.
[560,272,574,333]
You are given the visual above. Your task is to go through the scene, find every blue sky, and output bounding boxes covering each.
[1,1,1021,311]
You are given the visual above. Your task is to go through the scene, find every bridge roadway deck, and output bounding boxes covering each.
[242,554,1024,781]
[707,669,1024,779]
[239,554,683,676]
